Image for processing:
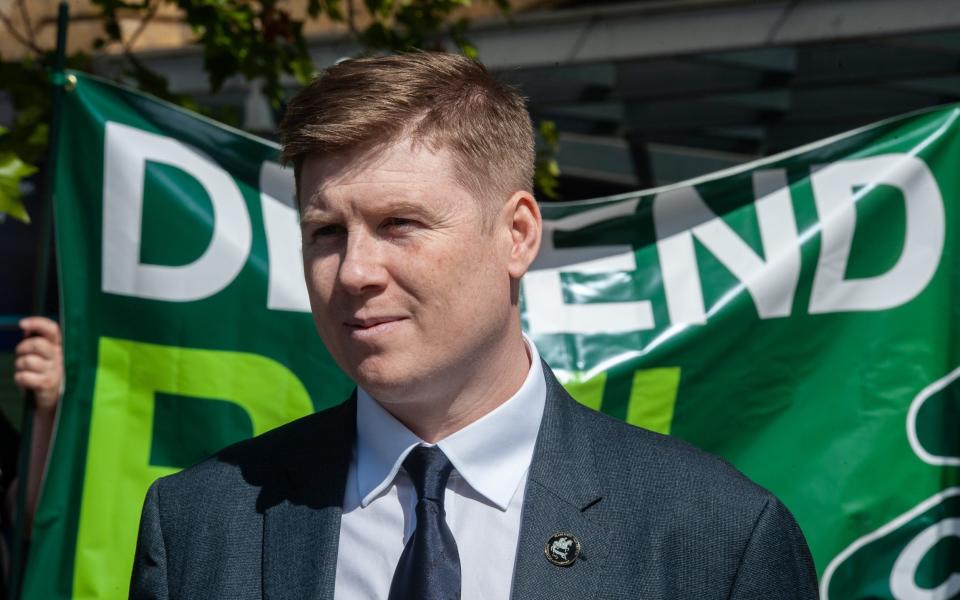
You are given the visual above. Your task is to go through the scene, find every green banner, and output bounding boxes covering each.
[26,71,959,599]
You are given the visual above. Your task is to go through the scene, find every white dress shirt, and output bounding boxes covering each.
[333,337,547,599]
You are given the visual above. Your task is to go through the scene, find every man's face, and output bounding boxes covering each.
[299,139,516,398]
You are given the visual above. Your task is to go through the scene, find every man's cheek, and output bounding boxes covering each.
[306,266,337,304]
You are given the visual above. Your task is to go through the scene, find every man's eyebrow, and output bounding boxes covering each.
[301,187,329,211]
[376,199,433,215]
[300,214,330,225]
[300,204,332,222]
[302,198,435,220]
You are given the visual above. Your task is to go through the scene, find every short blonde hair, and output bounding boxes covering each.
[279,51,534,217]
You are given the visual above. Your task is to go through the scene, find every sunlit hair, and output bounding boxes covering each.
[278,51,535,220]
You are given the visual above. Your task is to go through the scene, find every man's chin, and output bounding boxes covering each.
[347,353,413,394]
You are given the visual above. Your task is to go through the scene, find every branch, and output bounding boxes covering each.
[0,9,43,56]
[346,0,359,36]
[123,0,161,54]
[15,0,35,42]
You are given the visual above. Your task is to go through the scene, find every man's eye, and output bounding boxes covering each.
[307,224,344,240]
[382,218,417,231]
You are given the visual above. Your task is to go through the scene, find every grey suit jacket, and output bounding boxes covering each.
[130,364,818,599]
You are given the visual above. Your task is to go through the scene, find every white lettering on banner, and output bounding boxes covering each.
[907,364,960,467]
[654,169,801,326]
[99,131,944,321]
[525,198,655,335]
[889,517,960,599]
[819,488,960,599]
[259,162,310,312]
[101,122,252,301]
[808,153,945,313]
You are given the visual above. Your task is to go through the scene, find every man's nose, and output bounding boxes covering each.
[337,230,388,294]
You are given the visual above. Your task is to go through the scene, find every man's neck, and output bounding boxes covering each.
[370,329,532,443]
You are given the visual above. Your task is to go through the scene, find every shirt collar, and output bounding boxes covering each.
[355,334,547,511]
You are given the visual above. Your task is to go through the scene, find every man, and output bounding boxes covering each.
[131,52,817,599]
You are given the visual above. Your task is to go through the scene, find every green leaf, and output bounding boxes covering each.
[365,0,386,17]
[325,0,345,20]
[492,0,511,15]
[26,122,48,148]
[538,119,559,146]
[535,119,561,199]
[459,41,478,59]
[0,151,37,223]
[290,56,316,85]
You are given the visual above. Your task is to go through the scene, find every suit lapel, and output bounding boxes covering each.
[510,364,609,600]
[262,395,356,600]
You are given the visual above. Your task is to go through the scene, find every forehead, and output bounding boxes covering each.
[298,139,469,211]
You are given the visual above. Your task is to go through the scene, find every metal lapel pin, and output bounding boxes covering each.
[545,532,581,567]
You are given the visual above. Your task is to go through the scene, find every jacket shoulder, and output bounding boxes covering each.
[151,397,354,503]
[571,397,773,509]
[570,400,815,597]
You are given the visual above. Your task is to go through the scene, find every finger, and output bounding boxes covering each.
[15,337,61,360]
[15,354,53,374]
[13,370,63,408]
[19,316,62,345]
[13,370,51,391]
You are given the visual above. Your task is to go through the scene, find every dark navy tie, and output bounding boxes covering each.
[388,446,461,600]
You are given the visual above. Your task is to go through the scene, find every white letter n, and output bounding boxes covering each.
[654,170,801,326]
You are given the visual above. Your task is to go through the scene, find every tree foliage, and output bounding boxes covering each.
[0,126,37,223]
[0,0,559,219]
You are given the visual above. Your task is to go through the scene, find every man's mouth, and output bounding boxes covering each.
[344,316,407,337]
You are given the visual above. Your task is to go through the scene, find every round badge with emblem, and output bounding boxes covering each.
[544,533,581,567]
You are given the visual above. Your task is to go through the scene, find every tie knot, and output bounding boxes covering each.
[403,446,454,504]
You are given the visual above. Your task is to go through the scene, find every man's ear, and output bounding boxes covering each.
[504,190,542,279]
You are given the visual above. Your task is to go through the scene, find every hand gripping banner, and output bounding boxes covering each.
[23,72,959,598]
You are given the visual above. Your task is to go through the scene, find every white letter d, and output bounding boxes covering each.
[809,154,944,314]
[101,122,252,302]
